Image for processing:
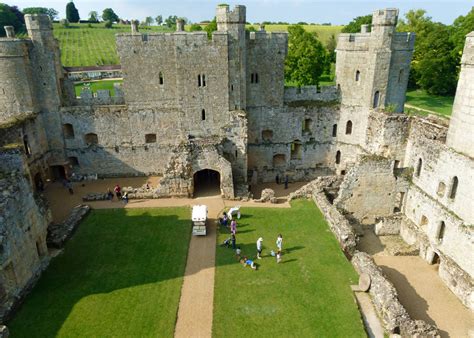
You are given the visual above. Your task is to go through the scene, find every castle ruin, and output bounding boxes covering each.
[0,4,472,328]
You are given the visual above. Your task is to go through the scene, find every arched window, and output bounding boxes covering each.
[84,133,98,145]
[145,133,157,143]
[159,72,164,85]
[63,123,75,139]
[355,70,360,82]
[373,91,380,108]
[345,120,353,135]
[201,109,206,121]
[437,221,446,242]
[303,118,312,133]
[335,150,341,164]
[68,156,79,166]
[415,158,422,177]
[449,176,458,199]
[332,124,337,137]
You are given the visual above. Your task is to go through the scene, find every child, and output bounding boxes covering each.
[235,246,242,259]
[276,234,283,263]
[240,257,257,270]
[221,237,232,248]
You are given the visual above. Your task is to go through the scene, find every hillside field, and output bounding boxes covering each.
[52,23,342,67]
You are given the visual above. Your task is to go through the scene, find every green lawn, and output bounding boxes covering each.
[8,207,191,337]
[74,79,123,97]
[405,89,454,118]
[213,200,366,337]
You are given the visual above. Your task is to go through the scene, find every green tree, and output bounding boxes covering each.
[285,25,329,87]
[341,14,371,33]
[0,4,24,36]
[145,16,153,26]
[88,11,99,22]
[104,20,113,29]
[164,15,178,28]
[450,7,474,67]
[102,8,119,23]
[155,15,162,25]
[189,23,202,31]
[23,7,58,20]
[204,17,217,38]
[66,1,79,23]
[326,33,337,63]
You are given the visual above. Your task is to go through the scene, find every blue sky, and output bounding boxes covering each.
[9,0,473,25]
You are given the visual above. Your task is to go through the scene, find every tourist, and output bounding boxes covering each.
[275,174,280,184]
[220,212,228,227]
[256,237,263,259]
[235,246,242,259]
[122,191,129,204]
[240,257,257,270]
[284,175,289,189]
[231,233,236,250]
[230,219,237,235]
[114,184,122,200]
[107,188,114,201]
[276,234,283,263]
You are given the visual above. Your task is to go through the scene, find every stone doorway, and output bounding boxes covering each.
[50,165,66,181]
[193,169,221,197]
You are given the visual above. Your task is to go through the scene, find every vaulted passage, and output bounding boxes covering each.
[193,169,220,197]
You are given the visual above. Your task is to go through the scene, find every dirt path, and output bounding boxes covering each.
[358,226,474,338]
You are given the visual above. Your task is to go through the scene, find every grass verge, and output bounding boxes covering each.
[405,89,454,118]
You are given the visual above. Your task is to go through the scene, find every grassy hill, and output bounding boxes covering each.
[52,23,342,67]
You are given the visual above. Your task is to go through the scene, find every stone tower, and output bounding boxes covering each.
[335,9,414,112]
[446,32,474,157]
[25,14,65,160]
[0,30,35,122]
[216,4,247,110]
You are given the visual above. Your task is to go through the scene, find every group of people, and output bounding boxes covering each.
[275,174,289,189]
[106,184,128,203]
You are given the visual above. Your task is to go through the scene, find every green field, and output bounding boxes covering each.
[405,89,454,118]
[74,79,123,97]
[8,207,191,337]
[213,200,366,337]
[52,23,341,67]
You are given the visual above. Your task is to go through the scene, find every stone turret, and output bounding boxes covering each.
[176,18,185,32]
[216,4,247,110]
[4,26,15,38]
[446,32,474,157]
[131,20,139,34]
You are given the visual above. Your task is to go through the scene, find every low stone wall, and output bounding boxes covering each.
[375,214,402,235]
[351,251,439,336]
[283,85,338,103]
[46,205,91,249]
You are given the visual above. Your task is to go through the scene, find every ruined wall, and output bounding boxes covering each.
[0,150,51,320]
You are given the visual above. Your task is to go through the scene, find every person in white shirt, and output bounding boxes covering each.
[276,234,283,263]
[256,237,263,259]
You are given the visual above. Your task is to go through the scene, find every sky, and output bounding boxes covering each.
[8,0,474,25]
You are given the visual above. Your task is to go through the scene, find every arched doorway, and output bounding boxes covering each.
[193,169,221,197]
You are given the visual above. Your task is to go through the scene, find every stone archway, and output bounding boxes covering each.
[193,169,221,197]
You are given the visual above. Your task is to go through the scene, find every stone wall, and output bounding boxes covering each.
[0,150,51,320]
[375,214,403,235]
[283,85,338,103]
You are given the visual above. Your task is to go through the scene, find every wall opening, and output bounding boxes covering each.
[449,176,458,199]
[303,118,312,133]
[202,74,206,87]
[68,156,79,167]
[63,123,75,139]
[145,133,157,143]
[415,158,422,177]
[198,74,201,87]
[193,169,220,197]
[437,182,446,197]
[395,192,405,212]
[23,135,31,156]
[345,120,353,135]
[159,72,164,85]
[398,69,404,84]
[355,70,360,82]
[291,140,302,160]
[431,252,440,265]
[201,109,206,121]
[373,91,380,108]
[262,129,273,141]
[50,165,66,181]
[273,154,286,167]
[84,133,98,145]
[332,124,337,137]
[420,215,428,231]
[437,221,446,242]
[335,150,341,164]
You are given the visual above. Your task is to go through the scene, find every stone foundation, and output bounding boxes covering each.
[47,205,91,249]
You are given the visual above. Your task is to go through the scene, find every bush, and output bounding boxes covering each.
[104,20,113,29]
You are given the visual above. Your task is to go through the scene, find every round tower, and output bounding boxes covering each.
[0,35,35,123]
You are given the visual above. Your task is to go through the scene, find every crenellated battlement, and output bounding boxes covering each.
[216,4,246,25]
[371,8,399,27]
[116,30,228,47]
[248,31,288,42]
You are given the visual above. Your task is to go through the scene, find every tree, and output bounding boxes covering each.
[104,20,113,29]
[46,8,58,20]
[66,1,80,23]
[88,11,99,22]
[0,4,24,36]
[285,25,329,87]
[164,15,178,28]
[155,15,162,25]
[450,7,474,67]
[341,14,372,33]
[23,7,58,20]
[204,17,217,38]
[189,23,202,31]
[145,16,153,26]
[102,8,119,23]
[326,33,337,63]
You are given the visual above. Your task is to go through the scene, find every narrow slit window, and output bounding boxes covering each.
[255,73,259,83]
[332,124,337,137]
[415,158,422,177]
[335,150,341,164]
[251,73,254,83]
[201,109,206,121]
[159,72,164,85]
[345,120,353,135]
[202,74,206,87]
[449,176,458,199]
[355,70,360,82]
[198,74,201,87]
